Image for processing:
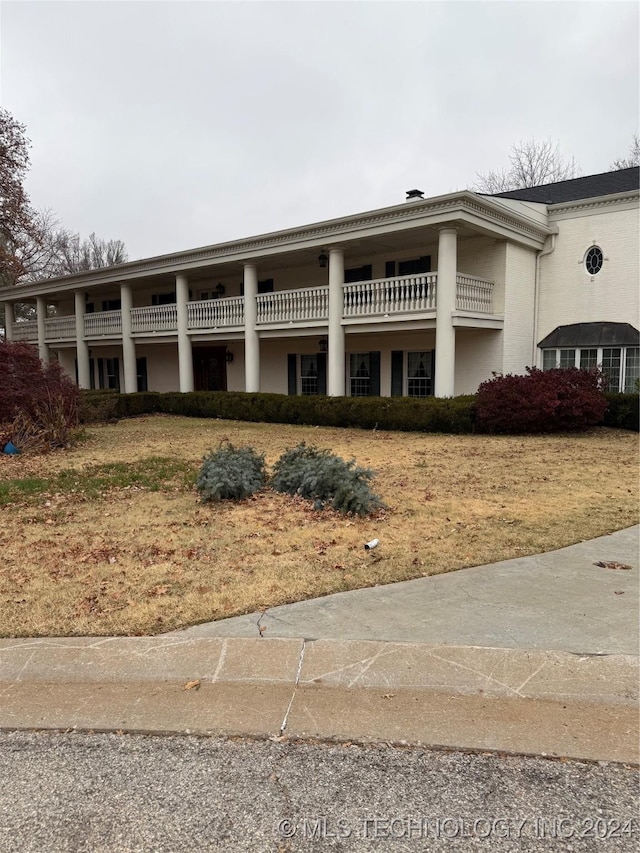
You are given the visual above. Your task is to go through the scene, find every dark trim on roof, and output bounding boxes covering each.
[538,322,640,349]
[486,168,639,205]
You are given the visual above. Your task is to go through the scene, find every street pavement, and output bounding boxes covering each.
[1,730,638,853]
[0,527,637,765]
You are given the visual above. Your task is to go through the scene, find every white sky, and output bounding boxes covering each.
[1,0,638,261]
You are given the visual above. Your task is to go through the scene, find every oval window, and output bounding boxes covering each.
[585,246,604,275]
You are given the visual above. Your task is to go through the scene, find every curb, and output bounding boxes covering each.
[1,637,637,764]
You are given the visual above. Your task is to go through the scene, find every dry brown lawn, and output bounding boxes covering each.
[1,415,637,637]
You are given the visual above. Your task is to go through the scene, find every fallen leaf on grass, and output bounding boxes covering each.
[183,679,201,691]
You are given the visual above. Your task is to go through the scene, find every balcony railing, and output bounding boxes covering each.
[10,320,38,342]
[455,274,494,312]
[188,296,244,329]
[343,274,437,317]
[85,310,122,337]
[131,304,177,333]
[257,286,329,325]
[45,315,76,340]
[8,273,495,344]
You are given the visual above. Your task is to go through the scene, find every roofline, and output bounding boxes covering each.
[547,188,640,215]
[0,189,553,301]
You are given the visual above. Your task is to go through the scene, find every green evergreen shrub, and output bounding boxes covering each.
[196,442,266,503]
[272,443,384,516]
[78,390,121,423]
[602,393,639,431]
[78,388,478,433]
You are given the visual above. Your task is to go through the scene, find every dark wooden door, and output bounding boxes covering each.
[193,346,227,391]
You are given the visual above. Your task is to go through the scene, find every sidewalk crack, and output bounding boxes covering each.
[279,639,306,736]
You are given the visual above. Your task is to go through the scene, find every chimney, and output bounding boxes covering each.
[406,189,424,201]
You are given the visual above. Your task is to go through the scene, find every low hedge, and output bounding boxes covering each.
[79,390,476,433]
[79,388,638,433]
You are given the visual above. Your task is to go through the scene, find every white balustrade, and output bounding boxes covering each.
[131,305,177,333]
[455,275,494,312]
[187,296,244,329]
[84,310,122,337]
[343,274,437,317]
[10,320,38,342]
[44,315,76,340]
[257,286,329,325]
[8,276,494,348]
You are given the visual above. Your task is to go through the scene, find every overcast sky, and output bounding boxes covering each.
[1,1,638,261]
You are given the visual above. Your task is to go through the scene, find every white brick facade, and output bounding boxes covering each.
[2,170,638,397]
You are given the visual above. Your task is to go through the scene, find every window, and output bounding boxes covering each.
[542,346,638,392]
[300,355,319,396]
[385,257,431,278]
[584,246,604,276]
[601,348,621,391]
[399,256,431,276]
[102,299,121,311]
[97,357,120,391]
[287,353,326,396]
[624,348,640,392]
[344,265,372,284]
[558,349,575,368]
[152,292,176,306]
[350,353,371,397]
[580,349,598,369]
[407,352,433,397]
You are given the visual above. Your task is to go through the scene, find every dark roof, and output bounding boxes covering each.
[538,322,640,349]
[487,167,639,204]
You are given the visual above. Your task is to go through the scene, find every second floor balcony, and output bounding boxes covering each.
[10,272,496,343]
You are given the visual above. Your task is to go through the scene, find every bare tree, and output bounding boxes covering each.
[56,231,127,274]
[17,213,128,282]
[473,138,580,193]
[610,133,640,170]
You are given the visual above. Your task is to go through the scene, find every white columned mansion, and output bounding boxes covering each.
[2,169,638,398]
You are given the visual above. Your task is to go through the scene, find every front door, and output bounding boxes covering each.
[193,346,227,391]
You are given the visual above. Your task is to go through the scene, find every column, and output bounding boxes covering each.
[243,263,260,392]
[435,228,457,397]
[74,291,91,389]
[3,302,14,342]
[327,247,345,396]
[36,297,50,364]
[120,283,137,394]
[176,273,193,392]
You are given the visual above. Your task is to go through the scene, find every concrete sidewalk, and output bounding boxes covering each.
[0,527,638,764]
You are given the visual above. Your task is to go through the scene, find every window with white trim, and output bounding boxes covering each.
[300,354,319,396]
[349,353,371,397]
[407,351,434,397]
[541,346,639,393]
[624,348,640,392]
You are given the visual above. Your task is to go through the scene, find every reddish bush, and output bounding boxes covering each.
[0,341,79,450]
[475,367,607,434]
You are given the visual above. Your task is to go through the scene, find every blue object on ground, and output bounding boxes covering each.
[3,441,20,455]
